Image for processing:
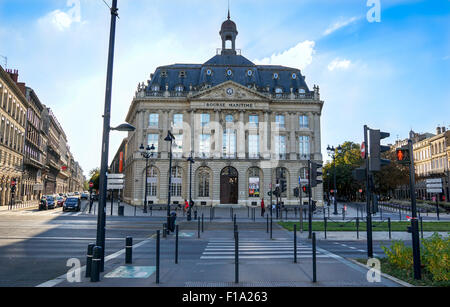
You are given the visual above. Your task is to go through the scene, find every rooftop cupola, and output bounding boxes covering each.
[220,10,238,55]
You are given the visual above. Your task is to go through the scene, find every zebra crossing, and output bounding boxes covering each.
[200,239,330,260]
[0,209,83,217]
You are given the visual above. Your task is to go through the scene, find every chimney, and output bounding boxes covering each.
[6,69,19,83]
[442,126,446,133]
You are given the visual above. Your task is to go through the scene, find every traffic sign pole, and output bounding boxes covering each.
[408,139,421,280]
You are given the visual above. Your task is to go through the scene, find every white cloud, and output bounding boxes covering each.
[323,16,360,36]
[327,58,351,71]
[253,40,316,70]
[39,0,82,31]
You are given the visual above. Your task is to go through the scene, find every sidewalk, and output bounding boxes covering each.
[0,200,39,212]
[52,221,402,287]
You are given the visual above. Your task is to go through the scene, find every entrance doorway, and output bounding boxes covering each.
[220,167,238,204]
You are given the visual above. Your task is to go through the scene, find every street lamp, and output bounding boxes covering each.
[187,154,195,221]
[327,145,342,215]
[164,131,175,230]
[140,143,155,213]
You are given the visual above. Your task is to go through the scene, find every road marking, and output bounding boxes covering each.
[36,234,156,287]
[201,255,330,259]
[0,236,146,241]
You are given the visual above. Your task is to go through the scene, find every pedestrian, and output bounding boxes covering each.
[184,199,189,213]
[261,198,265,217]
[89,195,93,214]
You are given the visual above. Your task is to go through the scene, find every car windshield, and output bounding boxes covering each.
[57,197,64,200]
[66,198,78,203]
[46,196,54,200]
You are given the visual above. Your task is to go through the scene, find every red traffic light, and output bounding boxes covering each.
[396,148,410,164]
[89,182,94,188]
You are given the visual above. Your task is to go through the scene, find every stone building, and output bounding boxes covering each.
[0,67,27,207]
[122,15,324,207]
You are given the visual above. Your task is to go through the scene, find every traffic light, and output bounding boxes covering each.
[396,147,410,165]
[311,161,323,187]
[369,129,391,172]
[273,187,280,197]
[372,194,379,213]
[268,191,272,197]
[302,185,310,197]
[293,187,299,197]
[352,167,366,182]
[312,200,317,212]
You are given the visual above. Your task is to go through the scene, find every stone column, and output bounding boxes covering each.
[237,111,245,159]
[289,112,297,160]
[314,113,322,161]
[161,110,169,159]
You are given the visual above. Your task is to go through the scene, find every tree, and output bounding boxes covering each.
[88,168,100,191]
[373,150,409,196]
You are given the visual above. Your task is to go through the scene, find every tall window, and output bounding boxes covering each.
[201,114,210,127]
[248,134,259,158]
[223,129,236,158]
[275,115,285,128]
[148,134,159,152]
[248,167,261,198]
[199,134,210,158]
[170,167,182,197]
[173,134,183,157]
[149,113,159,127]
[299,115,309,128]
[275,135,286,159]
[198,168,210,197]
[173,114,183,128]
[146,167,158,197]
[249,115,259,128]
[299,136,310,158]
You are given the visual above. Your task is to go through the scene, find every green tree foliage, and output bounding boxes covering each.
[323,142,364,201]
[373,150,409,196]
[88,168,100,190]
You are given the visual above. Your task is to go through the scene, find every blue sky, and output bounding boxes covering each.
[0,0,449,177]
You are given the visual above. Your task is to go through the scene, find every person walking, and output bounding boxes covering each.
[261,198,265,217]
[184,199,189,213]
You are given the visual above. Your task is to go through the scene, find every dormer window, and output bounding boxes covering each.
[206,69,212,76]
[275,87,283,97]
[152,85,160,92]
[175,85,184,92]
[292,73,297,79]
[273,73,279,80]
[179,71,186,78]
[161,71,168,78]
[247,70,253,77]
[226,69,233,76]
[298,88,306,94]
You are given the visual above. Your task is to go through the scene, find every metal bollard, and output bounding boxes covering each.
[90,246,102,282]
[266,214,269,233]
[194,210,198,220]
[85,243,95,278]
[198,218,200,239]
[270,216,273,239]
[163,224,167,238]
[125,237,133,264]
[156,230,160,284]
[175,225,179,264]
[388,217,391,240]
[202,213,204,232]
[324,217,327,239]
[294,224,297,263]
[235,230,239,284]
[420,217,424,239]
[356,217,359,239]
[312,233,317,283]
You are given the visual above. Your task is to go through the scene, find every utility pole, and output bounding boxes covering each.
[96,0,118,272]
[308,160,312,239]
[364,125,373,258]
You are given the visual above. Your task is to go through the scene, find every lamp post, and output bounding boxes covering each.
[327,145,342,215]
[164,131,175,230]
[187,154,195,221]
[140,144,155,213]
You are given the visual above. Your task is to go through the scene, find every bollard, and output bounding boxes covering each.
[90,246,102,282]
[248,206,249,218]
[235,231,239,284]
[156,230,160,284]
[270,216,273,239]
[234,214,237,225]
[175,225,179,264]
[399,207,401,221]
[388,217,391,240]
[163,224,167,238]
[198,218,201,238]
[420,217,424,239]
[202,213,204,232]
[324,217,327,239]
[85,243,95,278]
[312,232,317,283]
[356,217,359,239]
[266,214,269,233]
[134,205,136,216]
[294,224,297,263]
[194,210,198,220]
[125,237,133,264]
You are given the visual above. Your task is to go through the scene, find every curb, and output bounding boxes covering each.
[348,258,414,287]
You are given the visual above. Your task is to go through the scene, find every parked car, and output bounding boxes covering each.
[46,195,56,210]
[80,192,89,200]
[56,196,65,207]
[39,196,48,211]
[74,191,80,196]
[63,197,81,212]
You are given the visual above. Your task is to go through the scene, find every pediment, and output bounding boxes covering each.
[190,81,270,101]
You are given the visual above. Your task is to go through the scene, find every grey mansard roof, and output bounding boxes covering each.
[144,16,311,95]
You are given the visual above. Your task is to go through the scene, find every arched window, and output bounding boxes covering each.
[146,167,158,197]
[170,167,183,197]
[198,168,210,197]
[275,87,283,98]
[248,167,261,198]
